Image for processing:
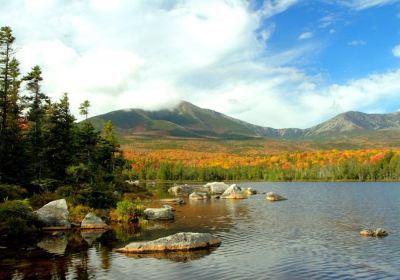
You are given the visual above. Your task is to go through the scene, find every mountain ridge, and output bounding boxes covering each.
[87,101,400,139]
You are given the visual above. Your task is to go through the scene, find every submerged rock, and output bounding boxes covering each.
[360,228,388,237]
[116,232,221,253]
[204,182,230,195]
[189,192,210,200]
[221,184,247,199]
[36,199,71,230]
[144,208,175,220]
[81,213,109,229]
[266,192,287,202]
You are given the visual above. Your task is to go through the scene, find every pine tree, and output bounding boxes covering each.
[24,65,49,179]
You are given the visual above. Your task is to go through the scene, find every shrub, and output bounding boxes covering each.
[0,200,43,239]
[110,200,145,223]
[0,184,28,201]
[68,204,92,224]
[29,192,60,210]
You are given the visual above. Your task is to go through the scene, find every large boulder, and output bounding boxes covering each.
[266,192,287,202]
[203,182,230,195]
[116,232,221,253]
[36,199,71,230]
[81,213,109,229]
[221,184,247,199]
[189,192,210,200]
[144,208,175,220]
[168,185,199,196]
[360,228,388,237]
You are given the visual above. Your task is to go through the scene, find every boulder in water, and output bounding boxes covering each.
[360,228,388,237]
[221,184,247,199]
[203,182,230,195]
[189,192,210,200]
[36,199,71,230]
[81,213,109,229]
[116,232,221,253]
[144,208,175,220]
[266,192,287,202]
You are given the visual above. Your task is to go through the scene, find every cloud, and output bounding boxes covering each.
[348,40,367,46]
[261,0,300,17]
[0,0,399,129]
[392,44,400,57]
[298,32,313,40]
[334,0,400,10]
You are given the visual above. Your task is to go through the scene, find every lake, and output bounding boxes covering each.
[1,182,400,279]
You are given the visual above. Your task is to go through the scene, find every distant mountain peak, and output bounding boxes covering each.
[87,103,400,139]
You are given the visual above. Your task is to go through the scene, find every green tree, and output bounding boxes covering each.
[79,100,90,120]
[24,65,49,179]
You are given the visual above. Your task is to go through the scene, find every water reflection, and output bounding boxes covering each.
[121,248,218,263]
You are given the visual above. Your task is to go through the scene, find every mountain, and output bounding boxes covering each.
[87,101,400,139]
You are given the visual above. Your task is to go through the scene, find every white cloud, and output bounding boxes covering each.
[348,40,367,46]
[298,32,313,40]
[0,0,399,129]
[392,44,400,57]
[334,0,400,10]
[262,0,300,17]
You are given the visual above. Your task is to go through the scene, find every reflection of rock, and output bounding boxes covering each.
[36,199,71,230]
[160,198,185,205]
[144,208,175,220]
[189,192,210,200]
[266,192,287,202]
[37,234,68,255]
[81,229,108,245]
[204,182,230,195]
[360,228,388,237]
[116,232,221,253]
[81,213,109,229]
[221,184,247,199]
[121,248,217,262]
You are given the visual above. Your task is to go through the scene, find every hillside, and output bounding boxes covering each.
[88,101,400,139]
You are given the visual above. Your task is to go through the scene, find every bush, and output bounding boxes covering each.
[68,204,92,224]
[29,191,60,210]
[0,200,43,239]
[76,189,117,209]
[0,184,28,201]
[110,200,145,223]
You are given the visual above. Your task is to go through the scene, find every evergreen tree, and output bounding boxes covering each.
[24,65,49,179]
[44,93,75,179]
[0,27,25,182]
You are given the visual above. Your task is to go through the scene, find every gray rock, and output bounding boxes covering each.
[36,199,71,229]
[189,192,210,200]
[221,184,247,199]
[245,188,257,195]
[144,208,175,220]
[81,213,108,229]
[266,192,287,202]
[162,205,175,211]
[203,182,230,195]
[126,180,140,186]
[116,232,221,253]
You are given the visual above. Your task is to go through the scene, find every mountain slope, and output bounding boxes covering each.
[87,101,400,139]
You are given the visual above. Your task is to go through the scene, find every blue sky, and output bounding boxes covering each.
[0,0,400,128]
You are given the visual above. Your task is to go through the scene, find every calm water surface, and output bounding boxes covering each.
[1,182,400,279]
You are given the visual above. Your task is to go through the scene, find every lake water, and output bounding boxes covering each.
[1,182,400,279]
